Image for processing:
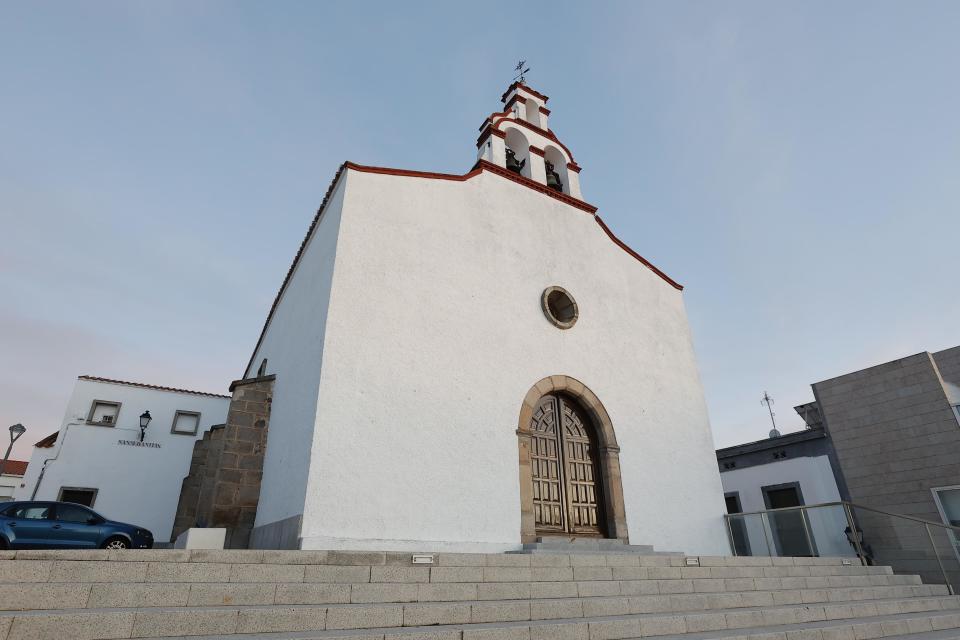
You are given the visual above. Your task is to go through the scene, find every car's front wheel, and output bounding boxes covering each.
[101,537,129,550]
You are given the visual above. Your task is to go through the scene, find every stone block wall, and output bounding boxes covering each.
[171,375,275,549]
[933,346,960,404]
[813,352,960,584]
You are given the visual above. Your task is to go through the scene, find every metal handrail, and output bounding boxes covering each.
[728,500,960,533]
[724,500,959,595]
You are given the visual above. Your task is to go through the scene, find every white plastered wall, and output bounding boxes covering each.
[720,455,849,557]
[295,168,728,554]
[15,379,229,542]
[247,176,348,532]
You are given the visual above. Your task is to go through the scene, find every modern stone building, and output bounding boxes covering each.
[811,346,960,583]
[173,82,730,554]
[717,346,960,585]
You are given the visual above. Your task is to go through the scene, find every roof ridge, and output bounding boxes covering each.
[77,376,231,399]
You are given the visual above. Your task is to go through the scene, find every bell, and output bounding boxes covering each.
[505,148,526,174]
[545,161,563,192]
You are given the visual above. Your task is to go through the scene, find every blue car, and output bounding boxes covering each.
[0,501,153,550]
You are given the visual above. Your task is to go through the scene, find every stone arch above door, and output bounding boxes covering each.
[517,375,629,543]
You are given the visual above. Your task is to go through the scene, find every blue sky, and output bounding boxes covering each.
[2,1,959,460]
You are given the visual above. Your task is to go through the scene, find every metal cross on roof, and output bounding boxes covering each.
[513,60,530,84]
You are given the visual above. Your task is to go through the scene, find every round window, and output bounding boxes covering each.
[541,286,579,329]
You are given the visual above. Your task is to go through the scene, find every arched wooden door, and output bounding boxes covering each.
[529,394,605,536]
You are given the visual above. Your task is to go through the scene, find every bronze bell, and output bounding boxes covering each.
[545,161,563,192]
[505,148,526,174]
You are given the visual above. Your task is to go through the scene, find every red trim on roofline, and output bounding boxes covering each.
[1,460,27,476]
[244,162,349,377]
[501,82,549,104]
[243,160,683,374]
[35,432,58,449]
[77,376,231,399]
[345,160,597,213]
[594,216,684,290]
[488,116,580,168]
[472,160,596,213]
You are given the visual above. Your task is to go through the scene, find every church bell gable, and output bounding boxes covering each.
[476,82,584,201]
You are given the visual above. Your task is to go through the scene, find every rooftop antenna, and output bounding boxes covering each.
[762,391,780,438]
[513,60,531,84]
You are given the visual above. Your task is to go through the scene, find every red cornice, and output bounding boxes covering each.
[566,162,581,174]
[245,160,682,373]
[539,106,551,116]
[501,82,549,104]
[344,161,483,182]
[472,160,597,213]
[476,125,506,147]
[78,375,231,398]
[341,162,680,291]
[479,109,511,132]
[594,216,684,290]
[490,115,578,166]
[504,93,524,111]
[529,146,545,157]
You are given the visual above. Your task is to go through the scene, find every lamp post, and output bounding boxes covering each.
[0,423,26,477]
[138,411,152,442]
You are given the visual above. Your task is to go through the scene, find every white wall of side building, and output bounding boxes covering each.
[250,165,730,555]
[720,455,849,557]
[15,378,229,543]
[0,472,24,499]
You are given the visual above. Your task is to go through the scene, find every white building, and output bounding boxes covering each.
[232,82,730,554]
[716,408,850,558]
[16,376,230,543]
[0,460,28,499]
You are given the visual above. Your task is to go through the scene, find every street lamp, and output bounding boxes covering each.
[0,423,26,476]
[139,411,152,442]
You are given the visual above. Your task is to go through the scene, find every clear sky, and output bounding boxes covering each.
[2,1,959,461]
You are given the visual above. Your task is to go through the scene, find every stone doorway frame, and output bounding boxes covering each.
[517,375,629,543]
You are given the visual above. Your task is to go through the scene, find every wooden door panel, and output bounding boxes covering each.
[530,397,565,532]
[530,394,604,536]
[560,398,603,535]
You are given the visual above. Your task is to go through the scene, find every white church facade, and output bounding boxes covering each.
[176,82,730,555]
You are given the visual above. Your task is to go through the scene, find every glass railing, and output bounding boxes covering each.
[725,501,960,595]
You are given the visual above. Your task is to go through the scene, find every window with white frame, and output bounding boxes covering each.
[87,400,121,426]
[171,410,201,435]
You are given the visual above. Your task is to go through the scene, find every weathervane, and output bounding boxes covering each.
[513,60,530,84]
[762,391,780,437]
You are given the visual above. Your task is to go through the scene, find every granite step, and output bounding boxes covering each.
[2,596,957,640]
[0,549,864,568]
[121,610,960,640]
[0,579,946,611]
[514,538,667,555]
[0,559,895,584]
[0,596,960,640]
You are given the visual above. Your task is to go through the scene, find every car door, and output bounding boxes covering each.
[49,503,103,548]
[3,503,56,548]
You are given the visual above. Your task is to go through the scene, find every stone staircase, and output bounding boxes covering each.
[0,549,958,639]
[514,537,671,555]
